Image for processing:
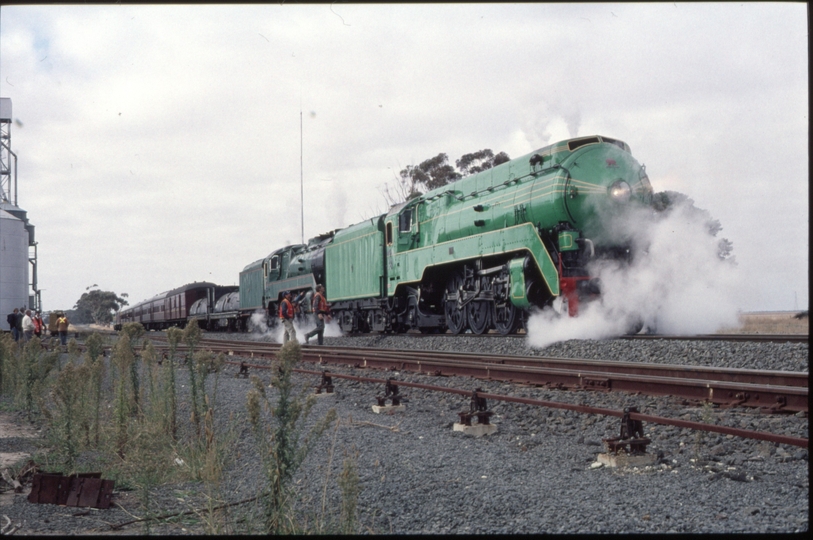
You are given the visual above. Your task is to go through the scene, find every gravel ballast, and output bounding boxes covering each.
[1,333,808,534]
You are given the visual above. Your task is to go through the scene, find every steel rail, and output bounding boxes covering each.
[146,337,808,413]
[621,333,808,344]
[148,337,808,386]
[303,349,808,413]
[302,347,808,388]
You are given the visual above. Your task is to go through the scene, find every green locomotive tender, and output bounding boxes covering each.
[322,134,652,335]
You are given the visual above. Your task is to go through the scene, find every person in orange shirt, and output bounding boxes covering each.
[278,291,297,345]
[33,312,43,337]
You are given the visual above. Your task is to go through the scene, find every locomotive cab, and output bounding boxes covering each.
[385,200,421,253]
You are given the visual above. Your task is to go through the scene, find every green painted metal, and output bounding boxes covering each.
[558,230,578,251]
[263,245,308,303]
[239,258,266,311]
[508,258,530,308]
[266,274,317,302]
[239,244,311,312]
[411,137,649,249]
[386,222,559,297]
[325,217,385,302]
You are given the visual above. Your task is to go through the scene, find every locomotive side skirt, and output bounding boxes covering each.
[386,222,559,299]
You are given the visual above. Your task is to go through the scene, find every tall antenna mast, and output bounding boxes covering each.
[300,102,304,245]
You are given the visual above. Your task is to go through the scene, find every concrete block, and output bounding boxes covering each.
[453,423,497,437]
[313,391,335,398]
[597,452,657,468]
[372,404,405,414]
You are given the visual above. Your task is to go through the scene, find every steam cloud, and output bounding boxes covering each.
[248,310,343,343]
[526,197,742,349]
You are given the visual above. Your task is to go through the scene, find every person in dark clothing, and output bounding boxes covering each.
[16,308,24,339]
[7,308,19,341]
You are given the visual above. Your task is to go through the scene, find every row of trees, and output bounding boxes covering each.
[382,148,510,204]
[68,285,129,326]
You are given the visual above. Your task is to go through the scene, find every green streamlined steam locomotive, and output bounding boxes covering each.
[324,134,652,335]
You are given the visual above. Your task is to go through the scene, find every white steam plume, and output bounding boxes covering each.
[526,198,742,349]
[247,311,343,343]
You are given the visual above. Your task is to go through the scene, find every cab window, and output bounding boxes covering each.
[399,209,412,233]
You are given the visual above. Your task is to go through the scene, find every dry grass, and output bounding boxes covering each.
[718,311,809,334]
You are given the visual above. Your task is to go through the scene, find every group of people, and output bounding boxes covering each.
[6,308,44,343]
[5,309,70,345]
[278,285,331,346]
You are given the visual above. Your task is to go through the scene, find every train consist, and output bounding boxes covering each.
[115,135,653,335]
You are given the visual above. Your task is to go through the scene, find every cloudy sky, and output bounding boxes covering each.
[0,3,807,315]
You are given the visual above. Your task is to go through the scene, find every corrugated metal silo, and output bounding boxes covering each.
[0,202,30,329]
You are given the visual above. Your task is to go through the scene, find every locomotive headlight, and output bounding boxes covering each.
[608,180,632,203]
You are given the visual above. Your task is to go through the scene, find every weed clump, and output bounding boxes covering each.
[47,361,93,472]
[247,340,337,534]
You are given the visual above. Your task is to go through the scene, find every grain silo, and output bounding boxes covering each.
[1,97,38,329]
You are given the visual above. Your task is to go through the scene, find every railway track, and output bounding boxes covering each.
[68,326,808,344]
[384,331,808,343]
[145,336,808,414]
[622,333,808,344]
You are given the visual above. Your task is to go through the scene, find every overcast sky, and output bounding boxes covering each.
[0,3,807,314]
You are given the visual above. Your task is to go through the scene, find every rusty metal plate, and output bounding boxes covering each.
[28,473,65,505]
[28,473,114,509]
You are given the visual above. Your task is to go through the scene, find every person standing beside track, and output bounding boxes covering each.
[33,312,43,338]
[7,308,19,341]
[21,310,34,342]
[304,285,330,346]
[279,291,297,345]
[16,309,24,341]
[57,313,70,346]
